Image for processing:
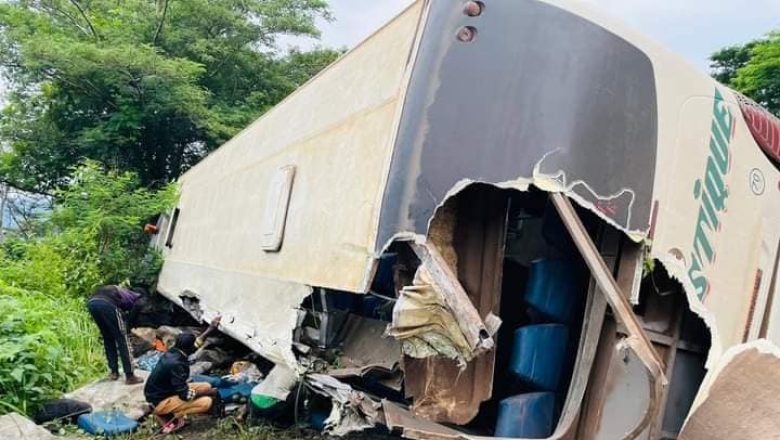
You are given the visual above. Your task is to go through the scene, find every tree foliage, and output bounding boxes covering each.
[711,32,780,116]
[1,161,177,294]
[0,0,340,192]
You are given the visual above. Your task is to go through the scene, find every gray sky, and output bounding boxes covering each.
[290,0,780,73]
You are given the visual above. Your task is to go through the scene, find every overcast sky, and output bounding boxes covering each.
[290,0,780,73]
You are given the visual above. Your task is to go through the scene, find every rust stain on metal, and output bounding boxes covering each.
[742,269,763,342]
[759,240,780,338]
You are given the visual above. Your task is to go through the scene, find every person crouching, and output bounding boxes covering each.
[144,332,218,433]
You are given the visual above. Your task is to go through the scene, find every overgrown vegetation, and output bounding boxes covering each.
[711,31,780,116]
[0,162,176,416]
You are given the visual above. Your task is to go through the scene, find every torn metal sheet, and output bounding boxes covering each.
[157,267,311,369]
[401,188,508,425]
[680,341,780,439]
[386,239,500,366]
[328,316,402,390]
[410,243,498,355]
[180,291,204,321]
[331,316,400,371]
[306,374,382,437]
[382,401,464,440]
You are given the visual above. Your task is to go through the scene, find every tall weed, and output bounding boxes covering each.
[0,285,105,415]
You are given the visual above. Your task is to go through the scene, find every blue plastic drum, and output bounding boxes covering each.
[508,323,569,391]
[495,392,556,438]
[524,259,583,323]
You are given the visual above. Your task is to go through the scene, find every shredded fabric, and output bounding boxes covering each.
[385,263,474,367]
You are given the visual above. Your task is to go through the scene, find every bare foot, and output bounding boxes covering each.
[125,375,144,385]
[161,417,187,434]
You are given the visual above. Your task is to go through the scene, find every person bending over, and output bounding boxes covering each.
[87,285,145,385]
[144,317,221,432]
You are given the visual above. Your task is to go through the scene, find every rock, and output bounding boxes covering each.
[64,371,151,420]
[0,413,55,440]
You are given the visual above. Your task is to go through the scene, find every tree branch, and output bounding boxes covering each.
[42,0,92,38]
[68,0,99,42]
[152,0,170,46]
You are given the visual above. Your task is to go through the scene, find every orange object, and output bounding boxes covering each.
[144,224,159,234]
[153,337,167,352]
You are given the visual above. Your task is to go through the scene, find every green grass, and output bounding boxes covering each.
[0,282,106,416]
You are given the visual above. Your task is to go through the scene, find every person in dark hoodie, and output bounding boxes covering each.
[144,317,221,433]
[87,285,146,385]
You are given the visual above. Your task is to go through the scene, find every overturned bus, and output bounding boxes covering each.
[153,0,780,438]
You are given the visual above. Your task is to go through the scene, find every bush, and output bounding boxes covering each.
[0,285,105,415]
[0,162,176,415]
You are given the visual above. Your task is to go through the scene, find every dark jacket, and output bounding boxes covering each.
[143,349,191,406]
[89,285,141,311]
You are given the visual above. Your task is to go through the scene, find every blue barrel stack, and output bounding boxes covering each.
[495,205,586,438]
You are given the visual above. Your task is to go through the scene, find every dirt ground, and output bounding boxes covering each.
[55,416,400,440]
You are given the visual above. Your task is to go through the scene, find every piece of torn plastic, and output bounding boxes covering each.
[306,374,382,437]
[252,364,298,402]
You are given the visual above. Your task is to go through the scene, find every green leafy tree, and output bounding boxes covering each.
[711,32,780,116]
[0,0,340,192]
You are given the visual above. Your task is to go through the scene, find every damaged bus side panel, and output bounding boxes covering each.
[156,0,780,438]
